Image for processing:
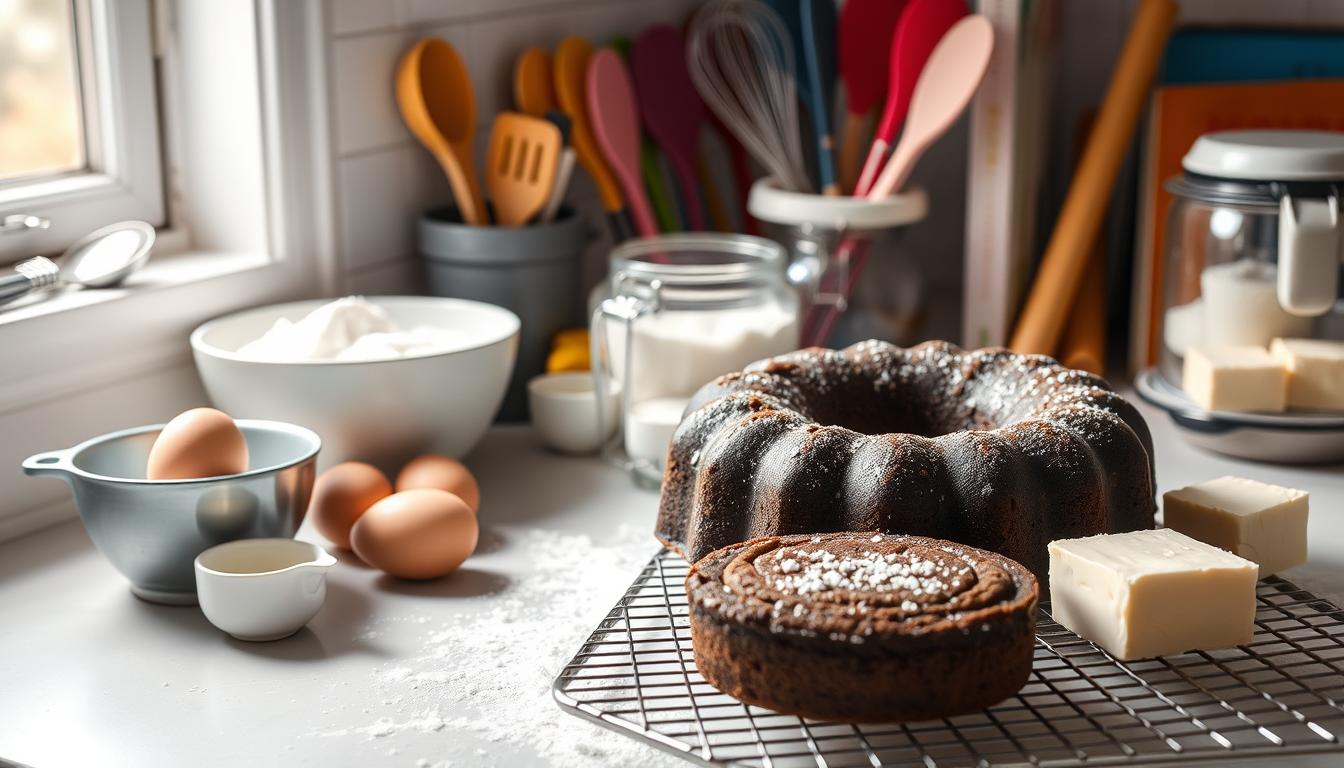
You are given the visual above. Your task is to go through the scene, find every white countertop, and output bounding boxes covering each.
[2,399,1342,768]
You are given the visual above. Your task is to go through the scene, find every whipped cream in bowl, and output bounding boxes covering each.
[190,296,520,467]
[234,296,472,363]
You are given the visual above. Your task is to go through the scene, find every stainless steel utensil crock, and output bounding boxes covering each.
[23,420,320,605]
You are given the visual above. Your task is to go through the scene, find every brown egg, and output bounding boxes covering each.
[146,408,249,480]
[308,462,392,549]
[395,455,480,513]
[350,489,477,579]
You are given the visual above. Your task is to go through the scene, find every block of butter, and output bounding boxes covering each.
[1182,345,1287,412]
[1270,338,1344,411]
[1164,476,1308,576]
[1048,528,1258,660]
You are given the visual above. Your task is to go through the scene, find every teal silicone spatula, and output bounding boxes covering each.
[799,0,839,194]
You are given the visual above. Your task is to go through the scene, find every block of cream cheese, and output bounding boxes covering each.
[1163,299,1203,356]
[1182,345,1287,412]
[1270,338,1344,411]
[1164,476,1308,576]
[1048,528,1258,660]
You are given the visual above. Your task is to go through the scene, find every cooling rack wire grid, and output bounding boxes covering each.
[554,548,1344,767]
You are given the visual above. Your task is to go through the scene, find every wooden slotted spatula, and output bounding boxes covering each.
[486,112,562,227]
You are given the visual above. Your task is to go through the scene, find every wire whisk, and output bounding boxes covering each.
[688,0,812,194]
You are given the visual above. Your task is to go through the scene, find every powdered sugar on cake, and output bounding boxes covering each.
[764,545,972,599]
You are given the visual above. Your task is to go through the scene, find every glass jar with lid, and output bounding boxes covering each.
[591,234,800,487]
[1141,130,1344,463]
[1158,130,1344,387]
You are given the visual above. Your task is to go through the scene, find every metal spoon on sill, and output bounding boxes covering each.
[0,220,156,307]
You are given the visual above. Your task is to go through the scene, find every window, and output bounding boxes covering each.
[0,0,163,263]
[0,0,335,541]
[0,0,83,180]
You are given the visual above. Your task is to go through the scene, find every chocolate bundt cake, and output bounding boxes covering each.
[657,341,1156,578]
[688,532,1039,722]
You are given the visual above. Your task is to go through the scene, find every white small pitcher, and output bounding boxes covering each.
[195,539,336,642]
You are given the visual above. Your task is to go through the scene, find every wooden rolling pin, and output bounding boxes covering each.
[1060,244,1106,375]
[1058,110,1105,375]
[1009,0,1176,355]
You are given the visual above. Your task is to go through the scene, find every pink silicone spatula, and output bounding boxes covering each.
[854,0,967,196]
[837,0,909,193]
[631,25,706,231]
[586,49,658,237]
[866,14,993,198]
[806,14,992,345]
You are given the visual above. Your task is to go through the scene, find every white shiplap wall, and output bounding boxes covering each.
[324,0,705,297]
[2,0,1156,543]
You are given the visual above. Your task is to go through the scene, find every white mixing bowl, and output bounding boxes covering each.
[191,296,519,470]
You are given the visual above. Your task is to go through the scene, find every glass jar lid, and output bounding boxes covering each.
[1183,130,1344,182]
[1169,130,1344,207]
[610,233,785,288]
[607,234,791,312]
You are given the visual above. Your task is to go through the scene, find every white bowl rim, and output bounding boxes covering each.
[196,538,336,578]
[190,295,522,366]
[60,420,321,486]
[528,372,619,399]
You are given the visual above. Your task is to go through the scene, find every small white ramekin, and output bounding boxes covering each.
[527,373,618,455]
[195,539,336,642]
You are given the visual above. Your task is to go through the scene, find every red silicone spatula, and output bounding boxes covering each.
[837,0,909,193]
[632,25,706,231]
[854,0,967,196]
[586,49,659,237]
[867,14,994,198]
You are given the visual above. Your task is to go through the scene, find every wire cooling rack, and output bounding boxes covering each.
[553,548,1344,767]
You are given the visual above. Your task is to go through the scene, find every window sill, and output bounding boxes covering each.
[0,245,317,415]
[0,248,271,328]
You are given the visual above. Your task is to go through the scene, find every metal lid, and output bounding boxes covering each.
[1183,130,1344,182]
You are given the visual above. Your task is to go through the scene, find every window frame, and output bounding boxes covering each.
[0,0,339,542]
[0,0,165,263]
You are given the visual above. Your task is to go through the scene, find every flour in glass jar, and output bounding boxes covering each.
[604,302,800,403]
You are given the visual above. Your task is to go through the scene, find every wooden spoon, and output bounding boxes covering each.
[486,112,561,227]
[554,36,632,241]
[513,47,557,117]
[586,49,658,237]
[867,14,993,198]
[395,38,487,225]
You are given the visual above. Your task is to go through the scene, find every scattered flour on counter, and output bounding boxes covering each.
[308,526,682,768]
